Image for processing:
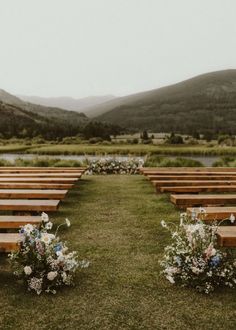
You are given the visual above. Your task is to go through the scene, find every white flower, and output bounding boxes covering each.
[199,207,206,214]
[57,253,65,263]
[47,271,58,281]
[41,233,55,245]
[45,221,53,230]
[41,212,49,223]
[191,267,201,275]
[24,266,32,275]
[161,220,167,228]
[24,224,34,234]
[28,277,43,294]
[65,218,71,227]
[191,208,196,220]
[229,214,235,224]
[166,275,175,284]
[61,272,67,282]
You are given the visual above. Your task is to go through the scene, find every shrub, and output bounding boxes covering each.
[166,133,184,144]
[144,155,203,167]
[88,137,104,144]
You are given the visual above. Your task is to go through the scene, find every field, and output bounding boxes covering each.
[0,144,36,153]
[15,143,236,156]
[0,175,235,330]
[2,142,236,157]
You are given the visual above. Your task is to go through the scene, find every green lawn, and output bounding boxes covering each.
[27,143,236,156]
[0,175,236,329]
[0,144,35,153]
[3,142,236,157]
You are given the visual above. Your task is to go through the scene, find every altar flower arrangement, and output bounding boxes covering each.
[86,158,143,175]
[160,214,236,293]
[9,213,89,295]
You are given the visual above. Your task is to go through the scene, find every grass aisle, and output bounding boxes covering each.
[0,175,236,330]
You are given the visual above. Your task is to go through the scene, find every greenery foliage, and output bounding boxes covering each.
[144,155,203,167]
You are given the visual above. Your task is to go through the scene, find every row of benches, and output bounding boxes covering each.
[0,167,86,252]
[140,167,236,247]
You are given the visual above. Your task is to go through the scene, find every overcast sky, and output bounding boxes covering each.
[0,0,235,98]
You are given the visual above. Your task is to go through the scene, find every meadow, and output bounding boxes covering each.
[2,138,236,157]
[0,175,235,330]
[13,143,236,156]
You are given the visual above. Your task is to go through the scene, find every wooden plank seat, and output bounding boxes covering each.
[0,233,22,252]
[160,186,236,193]
[0,199,60,211]
[0,215,41,228]
[171,194,236,207]
[0,178,78,183]
[146,172,236,178]
[0,189,67,199]
[187,206,236,221]
[141,167,236,174]
[217,227,236,247]
[0,183,73,189]
[0,173,82,178]
[154,180,236,189]
[147,175,236,181]
[0,166,86,171]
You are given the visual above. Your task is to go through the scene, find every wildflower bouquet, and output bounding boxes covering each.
[87,158,143,175]
[160,215,236,293]
[9,213,89,295]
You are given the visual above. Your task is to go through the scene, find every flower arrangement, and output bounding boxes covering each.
[160,214,236,294]
[86,158,143,175]
[9,212,89,295]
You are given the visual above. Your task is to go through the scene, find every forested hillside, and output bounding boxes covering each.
[94,70,236,135]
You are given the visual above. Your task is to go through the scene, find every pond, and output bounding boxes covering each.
[0,153,221,166]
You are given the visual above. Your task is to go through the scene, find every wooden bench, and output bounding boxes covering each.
[171,194,236,207]
[160,186,236,193]
[141,167,236,173]
[147,175,236,181]
[153,180,236,189]
[0,233,22,252]
[0,199,60,211]
[0,183,73,189]
[0,173,82,178]
[0,189,67,199]
[0,166,86,172]
[217,227,236,247]
[0,178,78,183]
[187,206,236,221]
[0,215,41,228]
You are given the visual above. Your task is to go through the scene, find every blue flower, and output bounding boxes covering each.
[54,243,62,252]
[209,255,221,267]
[175,256,182,266]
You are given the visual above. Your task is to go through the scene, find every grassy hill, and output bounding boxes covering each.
[0,90,88,139]
[93,70,236,135]
[18,94,115,114]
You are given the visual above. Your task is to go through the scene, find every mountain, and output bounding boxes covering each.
[92,69,236,135]
[0,89,88,139]
[18,94,115,115]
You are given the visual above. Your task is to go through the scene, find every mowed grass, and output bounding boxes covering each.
[0,144,35,153]
[0,175,236,330]
[3,142,236,157]
[28,143,236,156]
